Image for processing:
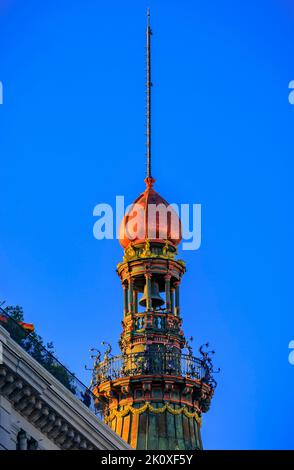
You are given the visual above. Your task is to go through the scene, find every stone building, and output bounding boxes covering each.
[0,324,130,450]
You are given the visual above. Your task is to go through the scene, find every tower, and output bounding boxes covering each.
[91,11,217,450]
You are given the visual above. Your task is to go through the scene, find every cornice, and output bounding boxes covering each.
[0,326,130,450]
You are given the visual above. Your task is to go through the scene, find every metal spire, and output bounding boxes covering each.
[146,8,153,181]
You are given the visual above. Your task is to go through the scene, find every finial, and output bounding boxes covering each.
[146,7,152,181]
[144,176,155,188]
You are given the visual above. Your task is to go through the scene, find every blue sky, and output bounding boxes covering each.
[0,0,294,449]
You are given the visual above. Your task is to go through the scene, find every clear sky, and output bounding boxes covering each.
[0,0,294,450]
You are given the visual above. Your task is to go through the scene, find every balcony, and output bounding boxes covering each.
[93,350,214,387]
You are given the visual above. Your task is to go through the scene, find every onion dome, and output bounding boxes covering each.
[119,177,182,249]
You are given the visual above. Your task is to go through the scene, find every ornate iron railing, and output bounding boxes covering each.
[0,307,101,418]
[93,351,211,386]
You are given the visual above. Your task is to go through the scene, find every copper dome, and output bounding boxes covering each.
[119,178,182,249]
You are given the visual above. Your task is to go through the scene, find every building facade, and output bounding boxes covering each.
[0,324,130,450]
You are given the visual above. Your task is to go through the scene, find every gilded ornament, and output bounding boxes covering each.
[105,402,202,426]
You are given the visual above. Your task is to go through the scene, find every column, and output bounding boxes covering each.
[170,288,175,315]
[128,278,134,314]
[123,283,128,317]
[174,281,180,317]
[133,289,138,314]
[165,274,171,313]
[145,273,152,311]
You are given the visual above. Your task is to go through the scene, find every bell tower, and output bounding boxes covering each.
[91,10,217,450]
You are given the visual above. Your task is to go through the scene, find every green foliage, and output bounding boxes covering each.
[1,304,76,394]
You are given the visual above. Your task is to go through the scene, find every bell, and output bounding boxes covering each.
[139,281,165,308]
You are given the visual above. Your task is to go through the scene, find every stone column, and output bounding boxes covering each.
[164,274,171,313]
[123,283,128,317]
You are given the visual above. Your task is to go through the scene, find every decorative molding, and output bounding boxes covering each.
[105,402,202,427]
[0,326,130,450]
